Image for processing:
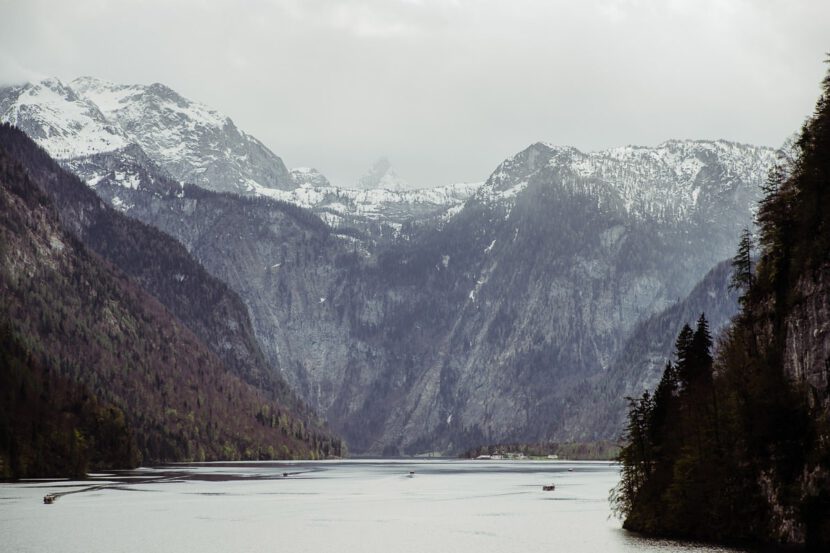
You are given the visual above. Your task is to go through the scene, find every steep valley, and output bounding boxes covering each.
[1,78,777,455]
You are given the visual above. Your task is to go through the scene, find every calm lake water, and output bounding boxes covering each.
[1,460,743,553]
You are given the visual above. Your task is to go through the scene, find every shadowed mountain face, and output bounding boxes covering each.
[1,79,777,455]
[0,126,342,476]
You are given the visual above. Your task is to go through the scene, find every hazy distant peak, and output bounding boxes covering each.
[357,157,410,191]
[370,156,392,175]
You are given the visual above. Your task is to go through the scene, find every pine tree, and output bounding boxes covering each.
[674,324,694,387]
[612,391,655,522]
[690,314,714,385]
[649,362,678,449]
[729,228,754,306]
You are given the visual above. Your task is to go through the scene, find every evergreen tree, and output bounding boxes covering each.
[674,324,694,387]
[649,362,678,447]
[729,228,754,306]
[612,391,655,521]
[674,315,714,392]
[689,314,714,387]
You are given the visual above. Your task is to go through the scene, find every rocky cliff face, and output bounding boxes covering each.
[771,261,830,543]
[784,265,830,408]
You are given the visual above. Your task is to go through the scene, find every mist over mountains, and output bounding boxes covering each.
[1,77,777,455]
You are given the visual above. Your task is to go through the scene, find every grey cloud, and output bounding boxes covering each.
[0,0,828,187]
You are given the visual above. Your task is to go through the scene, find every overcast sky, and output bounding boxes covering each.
[1,0,828,188]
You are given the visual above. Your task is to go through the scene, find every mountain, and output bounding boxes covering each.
[290,167,331,188]
[476,140,771,224]
[1,77,293,194]
[356,157,410,191]
[99,137,771,455]
[0,125,342,477]
[0,78,130,159]
[330,139,772,454]
[1,77,776,455]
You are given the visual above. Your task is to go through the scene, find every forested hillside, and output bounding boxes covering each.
[614,62,830,549]
[0,135,342,478]
[0,125,303,403]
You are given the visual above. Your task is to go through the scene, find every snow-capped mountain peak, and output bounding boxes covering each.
[68,76,292,193]
[1,76,293,194]
[0,78,130,160]
[71,77,231,131]
[475,139,776,222]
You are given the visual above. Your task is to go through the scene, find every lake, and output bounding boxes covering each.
[1,460,743,552]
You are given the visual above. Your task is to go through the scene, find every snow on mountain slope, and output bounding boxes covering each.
[290,167,331,188]
[475,140,777,222]
[69,77,293,193]
[0,78,130,159]
[0,77,293,194]
[255,178,480,229]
